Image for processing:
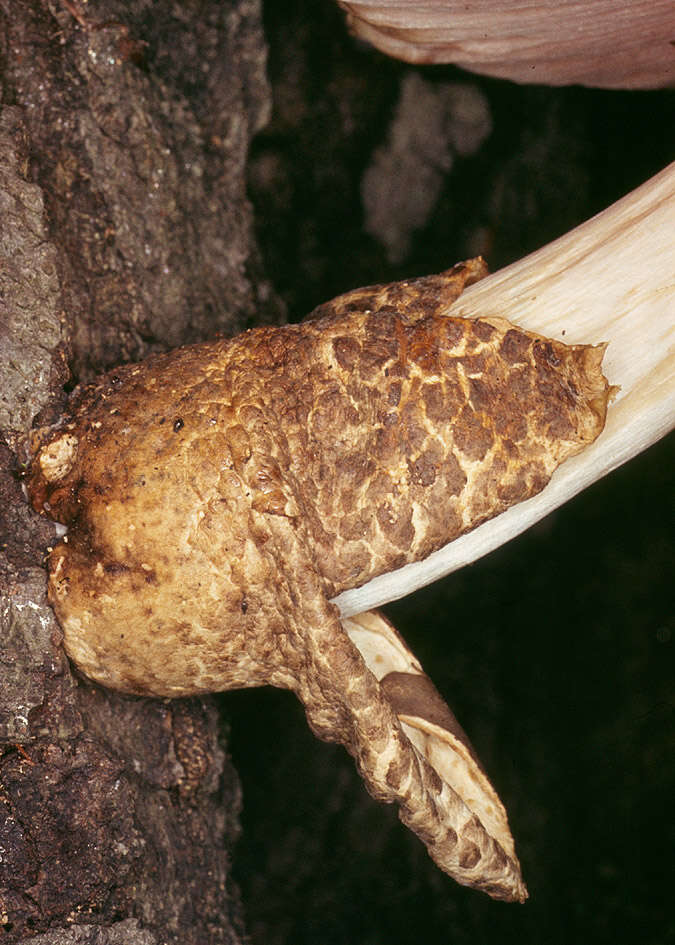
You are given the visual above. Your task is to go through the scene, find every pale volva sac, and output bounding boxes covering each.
[28,253,615,903]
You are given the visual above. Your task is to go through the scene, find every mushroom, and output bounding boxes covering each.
[26,164,673,902]
[336,0,675,88]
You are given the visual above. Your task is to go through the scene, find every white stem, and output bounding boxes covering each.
[334,162,675,617]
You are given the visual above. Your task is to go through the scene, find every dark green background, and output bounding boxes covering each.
[227,3,674,942]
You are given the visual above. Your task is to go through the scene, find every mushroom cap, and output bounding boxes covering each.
[338,0,675,88]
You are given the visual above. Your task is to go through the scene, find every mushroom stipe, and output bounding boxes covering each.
[27,258,611,902]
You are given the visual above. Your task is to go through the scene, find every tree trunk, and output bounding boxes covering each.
[0,1,276,941]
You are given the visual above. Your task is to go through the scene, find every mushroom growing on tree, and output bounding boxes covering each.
[26,164,674,902]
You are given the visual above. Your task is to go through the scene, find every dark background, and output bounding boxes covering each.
[225,3,674,944]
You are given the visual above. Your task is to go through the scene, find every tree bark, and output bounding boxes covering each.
[0,1,276,941]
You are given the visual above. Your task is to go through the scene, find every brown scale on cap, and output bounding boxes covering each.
[26,258,611,902]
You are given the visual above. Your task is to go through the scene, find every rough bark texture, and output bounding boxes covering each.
[0,0,278,392]
[1,0,274,941]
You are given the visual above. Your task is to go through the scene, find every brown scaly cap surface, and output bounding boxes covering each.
[26,259,610,902]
